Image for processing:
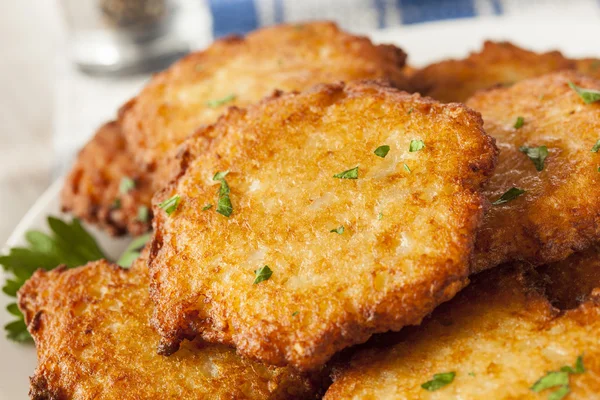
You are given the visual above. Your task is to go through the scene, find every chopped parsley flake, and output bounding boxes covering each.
[253,265,273,284]
[403,163,411,173]
[206,94,236,108]
[492,187,526,205]
[514,116,525,129]
[330,226,344,234]
[421,372,455,391]
[568,82,600,104]
[407,107,414,114]
[292,311,299,317]
[333,166,359,179]
[530,355,585,400]
[591,140,600,153]
[519,145,548,171]
[409,140,425,152]
[112,198,121,209]
[213,171,233,217]
[119,177,135,194]
[137,205,149,222]
[378,212,383,220]
[202,204,213,211]
[374,145,390,158]
[158,195,181,216]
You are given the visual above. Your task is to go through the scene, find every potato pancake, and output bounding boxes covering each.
[62,21,408,235]
[18,257,325,400]
[148,80,497,370]
[324,247,600,399]
[469,72,600,272]
[410,41,574,103]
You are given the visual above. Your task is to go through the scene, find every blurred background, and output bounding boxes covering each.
[1,0,600,244]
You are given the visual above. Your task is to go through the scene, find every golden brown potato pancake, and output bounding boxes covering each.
[469,71,600,272]
[18,257,325,400]
[148,80,497,371]
[410,41,574,103]
[62,21,408,235]
[324,247,600,400]
[61,122,154,235]
[575,58,600,79]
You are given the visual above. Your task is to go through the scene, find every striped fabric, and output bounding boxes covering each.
[207,0,508,38]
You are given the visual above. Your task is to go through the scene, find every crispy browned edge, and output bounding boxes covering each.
[60,121,153,235]
[147,80,498,370]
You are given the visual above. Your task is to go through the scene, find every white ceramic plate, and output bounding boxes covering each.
[2,15,600,399]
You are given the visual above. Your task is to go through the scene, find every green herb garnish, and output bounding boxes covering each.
[137,205,150,222]
[330,226,344,234]
[117,233,151,268]
[530,355,585,400]
[403,163,411,173]
[253,265,273,284]
[158,195,181,216]
[378,212,383,220]
[421,372,455,391]
[519,145,548,171]
[409,140,425,152]
[568,82,600,104]
[292,311,299,317]
[407,107,413,114]
[202,204,213,211]
[374,145,390,158]
[514,116,525,129]
[206,94,236,108]
[119,177,135,194]
[0,217,106,342]
[213,171,233,217]
[591,140,600,153]
[112,198,121,209]
[492,187,526,205]
[333,166,359,179]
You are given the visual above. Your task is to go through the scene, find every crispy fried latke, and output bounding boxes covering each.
[410,41,575,103]
[61,22,408,236]
[324,248,600,399]
[469,72,600,272]
[17,257,326,400]
[61,122,153,235]
[575,58,600,79]
[148,80,497,371]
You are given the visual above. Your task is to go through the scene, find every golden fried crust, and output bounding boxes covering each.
[468,72,600,272]
[575,58,600,79]
[148,81,498,371]
[324,249,600,399]
[64,22,408,236]
[119,21,408,185]
[60,122,153,235]
[17,258,325,400]
[410,41,575,103]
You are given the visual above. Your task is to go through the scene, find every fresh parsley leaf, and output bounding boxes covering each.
[330,226,344,234]
[409,140,425,152]
[403,163,411,172]
[119,177,135,194]
[158,195,181,216]
[421,372,455,391]
[213,171,233,217]
[117,233,152,268]
[548,386,571,400]
[137,205,150,222]
[333,166,359,179]
[514,116,525,129]
[206,94,236,108]
[492,187,526,205]
[0,216,106,343]
[202,204,213,211]
[407,107,414,114]
[519,145,548,171]
[253,265,273,284]
[568,81,600,104]
[378,212,383,220]
[292,311,299,317]
[560,355,585,374]
[591,140,600,153]
[374,145,390,158]
[531,371,570,392]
